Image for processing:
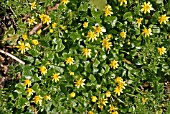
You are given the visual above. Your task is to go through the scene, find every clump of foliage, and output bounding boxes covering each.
[1,0,170,114]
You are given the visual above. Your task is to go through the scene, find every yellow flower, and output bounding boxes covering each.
[108,105,118,113]
[82,48,91,58]
[104,5,113,17]
[39,14,51,25]
[110,60,119,69]
[31,40,39,45]
[87,30,97,42]
[157,47,166,55]
[16,41,31,54]
[37,29,42,35]
[26,88,34,96]
[50,29,53,33]
[66,57,74,65]
[52,23,57,28]
[118,81,126,90]
[101,39,112,50]
[60,25,67,30]
[69,71,74,76]
[22,34,28,40]
[105,91,111,97]
[142,97,147,104]
[114,86,123,96]
[69,92,76,98]
[88,111,94,114]
[52,73,61,82]
[75,78,86,88]
[136,18,143,27]
[98,105,104,110]
[29,1,36,10]
[44,95,51,101]
[120,31,126,38]
[118,0,127,6]
[97,98,108,106]
[158,14,169,24]
[106,34,113,39]
[91,96,97,102]
[27,17,37,26]
[39,66,47,75]
[142,27,152,37]
[114,77,123,83]
[111,111,119,114]
[93,24,106,36]
[83,22,88,28]
[33,95,42,105]
[141,2,154,14]
[24,79,31,87]
[61,0,69,5]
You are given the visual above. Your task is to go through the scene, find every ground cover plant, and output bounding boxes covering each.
[1,0,170,113]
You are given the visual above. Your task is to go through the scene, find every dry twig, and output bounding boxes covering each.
[0,49,25,65]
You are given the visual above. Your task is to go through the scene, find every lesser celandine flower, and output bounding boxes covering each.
[29,1,36,10]
[110,60,119,69]
[52,23,57,28]
[120,31,126,38]
[158,14,169,24]
[83,22,88,28]
[93,24,106,36]
[91,96,97,102]
[32,39,39,45]
[37,29,42,35]
[26,88,34,96]
[108,105,118,113]
[27,17,37,26]
[52,73,61,82]
[142,97,147,104]
[157,47,166,55]
[82,48,91,58]
[69,71,74,76]
[33,95,42,105]
[87,30,97,42]
[22,34,28,40]
[16,41,31,54]
[39,14,51,25]
[74,78,85,88]
[105,91,111,97]
[65,57,74,65]
[142,27,152,37]
[69,92,75,98]
[114,77,123,83]
[114,86,123,96]
[24,79,31,87]
[136,18,143,27]
[101,39,112,50]
[44,95,51,101]
[106,34,112,39]
[97,98,108,106]
[88,111,94,114]
[61,0,69,5]
[104,5,113,17]
[49,29,53,33]
[118,0,127,6]
[141,2,154,14]
[39,66,47,75]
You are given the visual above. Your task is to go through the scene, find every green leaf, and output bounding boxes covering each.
[55,39,65,52]
[123,12,133,21]
[93,59,100,67]
[89,74,96,82]
[89,0,107,11]
[78,2,88,12]
[18,98,28,106]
